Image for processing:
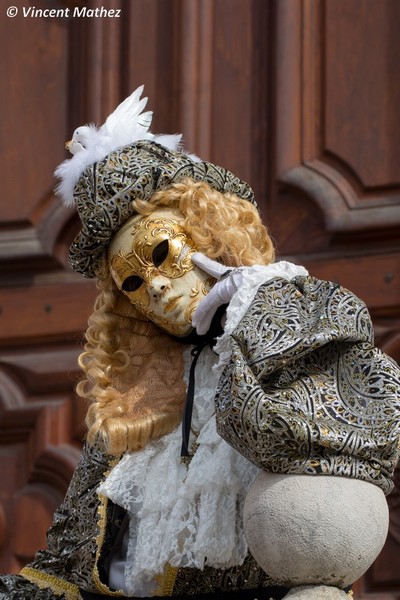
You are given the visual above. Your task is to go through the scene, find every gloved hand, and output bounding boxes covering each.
[192,253,244,335]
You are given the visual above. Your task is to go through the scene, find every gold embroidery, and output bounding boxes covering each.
[20,566,81,599]
[153,563,179,596]
[92,455,126,597]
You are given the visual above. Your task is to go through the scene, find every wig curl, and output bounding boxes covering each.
[77,263,185,455]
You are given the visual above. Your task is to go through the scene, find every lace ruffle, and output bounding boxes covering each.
[97,346,259,596]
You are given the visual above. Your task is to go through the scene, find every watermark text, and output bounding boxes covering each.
[6,6,122,18]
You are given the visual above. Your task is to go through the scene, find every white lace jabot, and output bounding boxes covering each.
[97,345,260,596]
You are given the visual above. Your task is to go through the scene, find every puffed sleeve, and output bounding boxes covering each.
[215,275,400,495]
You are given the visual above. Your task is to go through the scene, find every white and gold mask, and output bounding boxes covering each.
[108,208,213,337]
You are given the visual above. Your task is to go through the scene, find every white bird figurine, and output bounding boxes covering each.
[56,85,183,206]
[65,85,154,156]
[65,124,98,155]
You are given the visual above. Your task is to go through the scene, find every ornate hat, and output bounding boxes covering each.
[55,86,255,278]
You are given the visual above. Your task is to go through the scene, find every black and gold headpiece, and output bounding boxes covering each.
[55,87,255,278]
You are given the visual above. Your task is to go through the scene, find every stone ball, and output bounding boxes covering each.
[244,472,389,588]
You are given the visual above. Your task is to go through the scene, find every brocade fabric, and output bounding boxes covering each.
[215,275,400,495]
[2,271,399,598]
[70,141,255,278]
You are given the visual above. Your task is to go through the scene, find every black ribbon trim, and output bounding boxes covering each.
[178,303,228,459]
[180,344,206,457]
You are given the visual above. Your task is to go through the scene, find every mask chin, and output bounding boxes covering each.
[150,318,195,339]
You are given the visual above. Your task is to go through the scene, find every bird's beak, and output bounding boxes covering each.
[65,140,72,150]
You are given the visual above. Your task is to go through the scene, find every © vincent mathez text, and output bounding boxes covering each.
[22,6,121,17]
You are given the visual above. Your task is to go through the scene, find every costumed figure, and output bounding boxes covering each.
[1,86,400,600]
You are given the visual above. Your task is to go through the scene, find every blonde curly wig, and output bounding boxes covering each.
[78,178,275,454]
[133,178,275,266]
[77,263,186,455]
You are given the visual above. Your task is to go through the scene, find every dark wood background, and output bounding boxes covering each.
[0,1,399,597]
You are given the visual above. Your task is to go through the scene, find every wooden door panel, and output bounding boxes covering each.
[0,0,98,572]
[272,0,400,246]
[325,0,400,190]
[272,2,400,597]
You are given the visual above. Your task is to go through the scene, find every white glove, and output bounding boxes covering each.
[192,253,243,335]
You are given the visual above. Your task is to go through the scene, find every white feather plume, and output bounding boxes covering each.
[55,85,184,206]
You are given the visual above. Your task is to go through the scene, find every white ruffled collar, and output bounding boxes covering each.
[97,346,259,596]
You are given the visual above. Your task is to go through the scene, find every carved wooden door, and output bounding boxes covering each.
[0,1,399,597]
[269,2,400,598]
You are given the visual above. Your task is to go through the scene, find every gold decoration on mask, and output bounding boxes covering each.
[121,214,195,277]
[108,208,213,337]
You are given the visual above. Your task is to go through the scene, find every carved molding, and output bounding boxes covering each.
[0,351,83,571]
[31,445,82,494]
[0,344,85,446]
[0,367,27,413]
[0,199,79,274]
[274,0,400,242]
[282,163,400,234]
[0,346,81,392]
[7,445,80,569]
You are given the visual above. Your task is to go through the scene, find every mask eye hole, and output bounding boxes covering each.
[122,275,143,292]
[152,239,169,268]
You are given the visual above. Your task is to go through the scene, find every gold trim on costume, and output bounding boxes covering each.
[92,495,126,596]
[153,563,179,596]
[92,453,125,596]
[20,566,82,599]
